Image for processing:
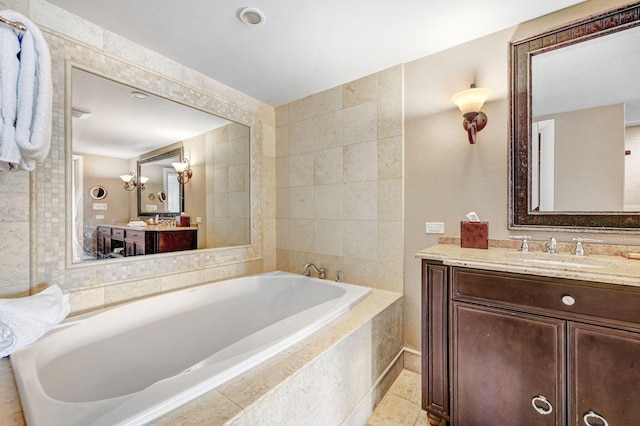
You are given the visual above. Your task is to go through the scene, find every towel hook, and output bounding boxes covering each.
[0,14,27,32]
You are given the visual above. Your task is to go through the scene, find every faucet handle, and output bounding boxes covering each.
[509,235,532,252]
[572,237,603,256]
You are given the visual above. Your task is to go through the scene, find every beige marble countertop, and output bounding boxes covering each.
[100,223,198,231]
[416,239,640,288]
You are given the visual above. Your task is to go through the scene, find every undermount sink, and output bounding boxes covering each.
[504,252,619,269]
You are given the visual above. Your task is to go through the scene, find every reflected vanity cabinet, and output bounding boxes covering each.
[421,259,640,426]
[97,225,197,258]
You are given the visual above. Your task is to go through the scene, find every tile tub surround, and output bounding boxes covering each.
[417,238,640,287]
[274,66,404,295]
[0,288,402,425]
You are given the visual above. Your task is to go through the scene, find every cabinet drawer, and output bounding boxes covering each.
[98,227,111,236]
[452,267,640,328]
[111,228,125,238]
[125,230,145,241]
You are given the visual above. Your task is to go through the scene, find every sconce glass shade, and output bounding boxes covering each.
[139,176,149,185]
[451,87,491,116]
[171,161,188,173]
[120,173,134,183]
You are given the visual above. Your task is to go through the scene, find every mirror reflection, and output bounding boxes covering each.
[530,25,640,213]
[71,68,251,263]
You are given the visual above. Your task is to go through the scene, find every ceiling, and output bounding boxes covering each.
[47,0,584,107]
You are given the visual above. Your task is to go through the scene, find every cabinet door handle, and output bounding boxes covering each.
[583,410,608,426]
[531,395,553,415]
[561,295,576,306]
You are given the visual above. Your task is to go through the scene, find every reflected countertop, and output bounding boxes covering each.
[99,223,198,232]
[416,242,640,288]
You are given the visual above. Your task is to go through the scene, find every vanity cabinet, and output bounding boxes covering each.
[422,260,640,426]
[97,225,197,258]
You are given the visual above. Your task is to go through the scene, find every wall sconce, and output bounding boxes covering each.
[119,171,148,191]
[171,158,193,184]
[451,84,491,144]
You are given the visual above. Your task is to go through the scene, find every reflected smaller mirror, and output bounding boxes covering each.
[137,148,183,216]
[89,185,107,200]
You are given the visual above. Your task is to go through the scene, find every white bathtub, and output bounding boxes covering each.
[11,271,371,426]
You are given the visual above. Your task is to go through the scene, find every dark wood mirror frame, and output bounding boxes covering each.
[510,1,640,231]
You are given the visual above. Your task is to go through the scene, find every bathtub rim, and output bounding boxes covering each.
[10,270,373,426]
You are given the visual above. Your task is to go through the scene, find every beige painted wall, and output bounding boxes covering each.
[79,153,132,257]
[550,104,625,211]
[625,125,640,209]
[403,0,638,352]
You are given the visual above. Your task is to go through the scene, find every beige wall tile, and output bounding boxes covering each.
[344,220,377,260]
[378,179,403,221]
[343,101,377,145]
[344,141,378,183]
[313,147,343,185]
[313,183,343,220]
[314,220,344,256]
[343,74,378,109]
[344,181,377,221]
[288,152,314,187]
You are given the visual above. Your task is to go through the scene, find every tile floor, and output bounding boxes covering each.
[366,369,429,426]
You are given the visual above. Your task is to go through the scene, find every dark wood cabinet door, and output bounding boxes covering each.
[452,303,566,426]
[569,322,640,426]
[422,261,450,422]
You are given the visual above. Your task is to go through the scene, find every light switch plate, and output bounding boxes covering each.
[425,222,445,234]
[146,204,158,211]
[92,203,107,211]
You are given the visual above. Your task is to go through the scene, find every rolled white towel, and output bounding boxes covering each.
[0,10,52,171]
[0,19,21,171]
[0,285,70,358]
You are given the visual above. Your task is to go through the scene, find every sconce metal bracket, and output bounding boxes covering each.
[462,111,487,144]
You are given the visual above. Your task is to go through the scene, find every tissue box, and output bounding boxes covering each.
[460,221,488,249]
[176,214,191,227]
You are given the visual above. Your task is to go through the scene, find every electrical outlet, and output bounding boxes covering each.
[146,204,157,211]
[425,222,445,234]
[95,214,105,220]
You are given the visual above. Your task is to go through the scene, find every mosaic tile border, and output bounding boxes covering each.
[34,28,269,294]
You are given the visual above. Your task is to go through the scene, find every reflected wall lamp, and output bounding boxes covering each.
[171,158,193,184]
[451,84,491,144]
[119,171,148,191]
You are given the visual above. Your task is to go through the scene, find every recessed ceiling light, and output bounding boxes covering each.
[238,7,264,26]
[131,91,149,100]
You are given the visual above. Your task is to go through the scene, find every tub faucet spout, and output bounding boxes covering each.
[302,263,326,279]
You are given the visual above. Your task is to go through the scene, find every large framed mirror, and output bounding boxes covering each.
[70,67,252,263]
[510,1,640,231]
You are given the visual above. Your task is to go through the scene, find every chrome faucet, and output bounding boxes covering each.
[546,237,557,254]
[302,263,326,279]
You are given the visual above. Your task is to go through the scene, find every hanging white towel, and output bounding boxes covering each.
[0,10,52,172]
[0,285,70,358]
[0,19,20,171]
